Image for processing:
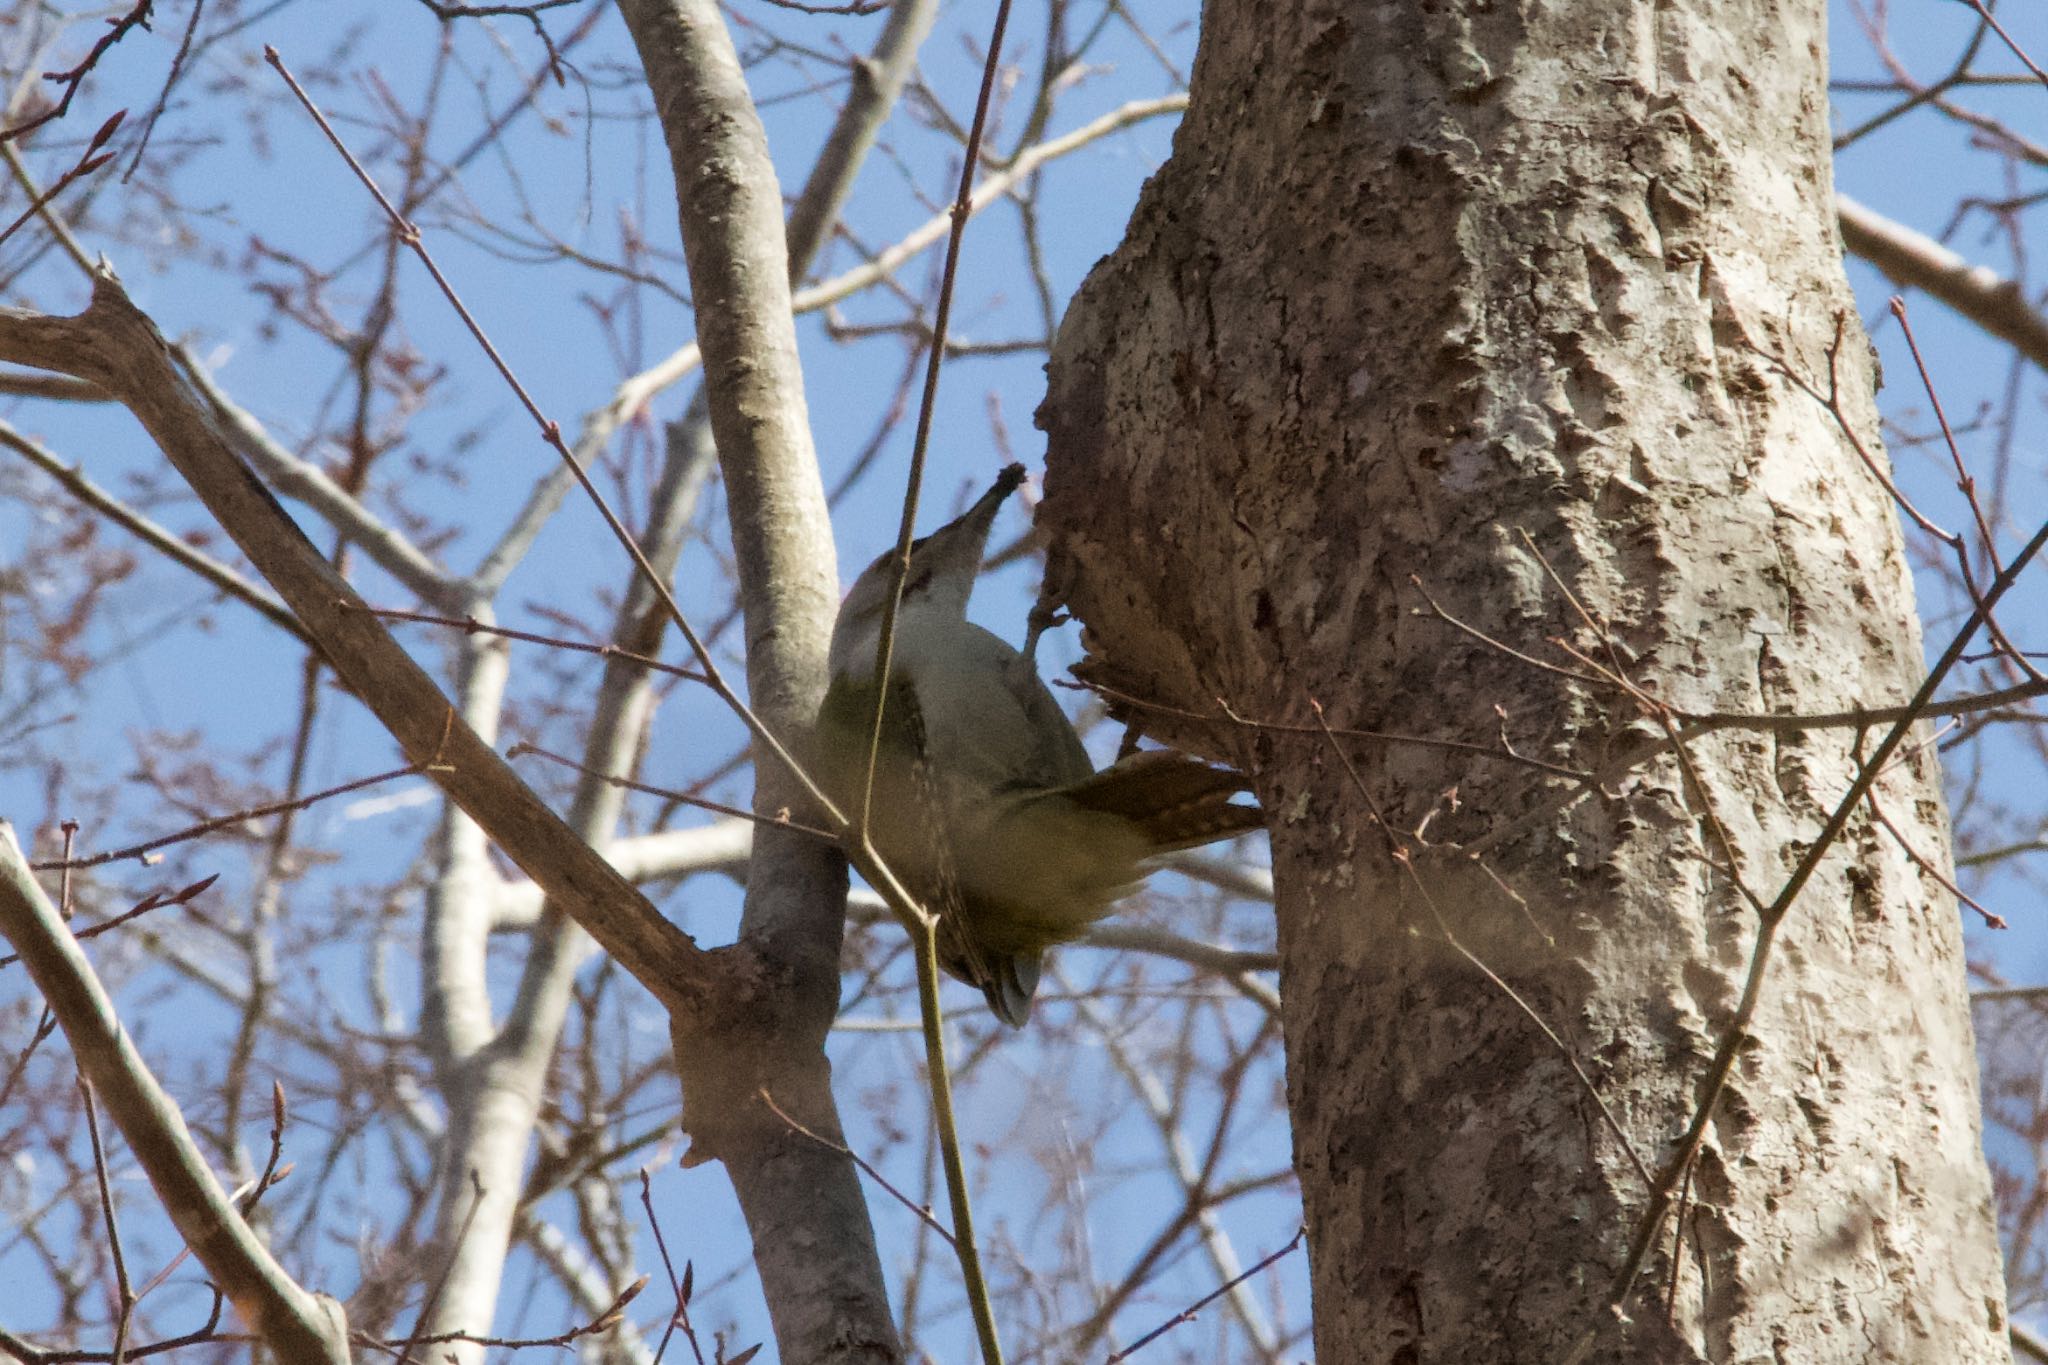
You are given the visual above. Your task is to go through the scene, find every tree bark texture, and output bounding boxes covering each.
[1040,1,2009,1360]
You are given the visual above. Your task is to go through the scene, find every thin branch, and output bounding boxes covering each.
[489,820,754,929]
[839,6,1019,1361]
[0,111,123,254]
[122,0,203,180]
[358,604,708,685]
[1066,978,1281,1356]
[1070,674,1597,783]
[0,875,217,969]
[1887,295,2039,681]
[32,766,422,872]
[2,137,99,277]
[0,419,309,644]
[1104,1227,1305,1364]
[77,1077,137,1363]
[390,1169,488,1365]
[174,343,467,609]
[0,1290,225,1363]
[507,742,840,843]
[1958,0,2048,89]
[759,1088,958,1247]
[0,1,153,144]
[265,43,841,834]
[0,369,104,400]
[510,91,1189,530]
[1077,923,1280,1015]
[635,1171,707,1365]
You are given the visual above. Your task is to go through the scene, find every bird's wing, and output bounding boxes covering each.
[898,621,1093,791]
[997,638,1094,787]
[823,672,1030,1024]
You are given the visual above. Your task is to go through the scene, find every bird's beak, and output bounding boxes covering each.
[913,463,1026,575]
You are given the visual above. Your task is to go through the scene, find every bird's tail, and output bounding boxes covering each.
[987,952,1041,1028]
[1061,750,1264,853]
[937,923,1043,1028]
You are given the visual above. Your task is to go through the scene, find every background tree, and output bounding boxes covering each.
[0,1,2041,1362]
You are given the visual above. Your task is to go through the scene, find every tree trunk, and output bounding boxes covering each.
[1040,1,2010,1359]
[619,2,898,1360]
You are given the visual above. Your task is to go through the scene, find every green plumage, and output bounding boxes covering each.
[820,466,1262,1026]
[814,642,1258,1026]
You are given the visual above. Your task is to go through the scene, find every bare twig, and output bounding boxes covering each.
[0,110,123,253]
[0,875,217,969]
[373,1265,646,1358]
[0,273,712,1011]
[390,1170,489,1365]
[359,604,708,684]
[635,1170,707,1365]
[0,2,152,144]
[836,4,1020,1361]
[174,343,467,608]
[1888,296,2039,681]
[759,1087,959,1247]
[507,742,839,842]
[32,766,423,871]
[124,0,203,179]
[1104,1227,1305,1363]
[265,43,841,834]
[0,419,308,643]
[78,1076,138,1363]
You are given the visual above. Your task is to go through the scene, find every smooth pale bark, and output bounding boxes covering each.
[617,2,898,1361]
[0,826,352,1363]
[422,0,935,1350]
[1041,1,2009,1360]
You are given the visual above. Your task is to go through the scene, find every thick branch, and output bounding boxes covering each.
[617,1,896,1360]
[0,273,717,1023]
[0,825,351,1363]
[1838,193,2048,370]
[492,818,755,929]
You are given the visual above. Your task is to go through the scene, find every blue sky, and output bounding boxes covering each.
[0,0,2044,1357]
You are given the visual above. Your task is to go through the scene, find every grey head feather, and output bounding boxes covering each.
[829,464,1026,682]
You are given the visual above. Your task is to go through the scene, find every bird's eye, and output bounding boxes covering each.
[864,537,926,578]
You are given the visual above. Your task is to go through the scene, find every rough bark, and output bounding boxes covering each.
[1040,1,2009,1360]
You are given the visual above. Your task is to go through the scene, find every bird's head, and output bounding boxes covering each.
[829,464,1026,680]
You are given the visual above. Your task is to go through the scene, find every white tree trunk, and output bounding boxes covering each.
[1041,1,2010,1358]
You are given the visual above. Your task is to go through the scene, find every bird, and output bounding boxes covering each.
[813,463,1264,1026]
